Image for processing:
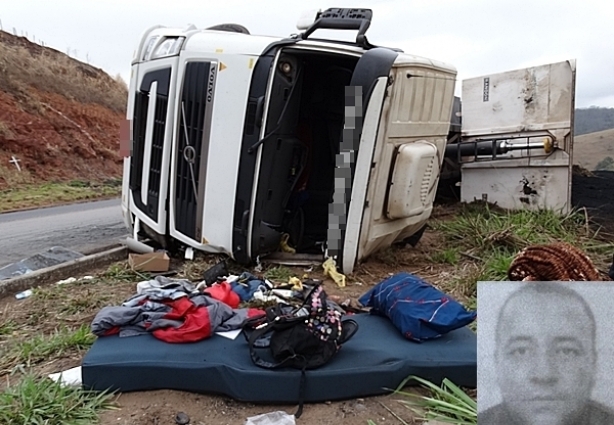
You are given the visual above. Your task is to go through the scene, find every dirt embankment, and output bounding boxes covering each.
[0,30,127,190]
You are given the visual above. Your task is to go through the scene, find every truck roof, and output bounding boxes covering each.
[133,24,456,74]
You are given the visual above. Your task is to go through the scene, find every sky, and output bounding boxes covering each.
[1,0,613,108]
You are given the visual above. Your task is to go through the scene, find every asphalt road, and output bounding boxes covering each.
[0,198,128,269]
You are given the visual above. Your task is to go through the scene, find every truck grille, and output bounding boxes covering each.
[174,61,214,240]
[129,68,171,223]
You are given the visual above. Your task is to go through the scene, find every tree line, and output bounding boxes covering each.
[575,107,614,136]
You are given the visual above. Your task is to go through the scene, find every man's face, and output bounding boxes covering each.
[495,292,596,425]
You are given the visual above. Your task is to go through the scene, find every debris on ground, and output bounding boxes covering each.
[0,246,84,280]
[322,257,346,287]
[245,411,295,425]
[48,366,82,387]
[174,411,190,425]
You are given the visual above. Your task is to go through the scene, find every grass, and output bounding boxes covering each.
[430,247,460,265]
[264,265,296,282]
[0,374,117,425]
[425,202,614,334]
[0,319,17,337]
[433,203,585,251]
[368,375,477,425]
[0,325,95,372]
[0,179,121,212]
[100,262,151,282]
[430,203,614,285]
[394,376,477,425]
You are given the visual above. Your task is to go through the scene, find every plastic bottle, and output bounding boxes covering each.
[15,289,33,300]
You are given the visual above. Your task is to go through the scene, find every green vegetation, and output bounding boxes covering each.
[596,156,614,171]
[0,179,121,212]
[432,203,612,283]
[368,376,476,425]
[0,374,117,425]
[574,106,614,135]
[264,265,295,282]
[1,325,95,372]
[430,247,460,265]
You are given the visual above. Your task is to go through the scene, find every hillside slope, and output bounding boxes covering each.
[0,30,127,190]
[573,128,614,170]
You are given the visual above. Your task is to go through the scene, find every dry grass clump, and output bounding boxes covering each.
[0,34,127,113]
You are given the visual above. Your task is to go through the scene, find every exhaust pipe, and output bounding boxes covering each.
[445,136,555,158]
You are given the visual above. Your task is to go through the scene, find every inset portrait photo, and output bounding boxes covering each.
[477,281,614,425]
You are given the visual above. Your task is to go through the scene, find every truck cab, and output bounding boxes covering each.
[121,8,461,274]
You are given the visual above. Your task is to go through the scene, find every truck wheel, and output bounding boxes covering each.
[402,224,427,248]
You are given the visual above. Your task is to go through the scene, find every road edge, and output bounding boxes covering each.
[0,245,127,299]
[0,195,121,215]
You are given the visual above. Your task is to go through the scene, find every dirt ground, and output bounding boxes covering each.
[571,169,614,235]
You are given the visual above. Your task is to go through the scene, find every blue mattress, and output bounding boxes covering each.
[81,313,476,403]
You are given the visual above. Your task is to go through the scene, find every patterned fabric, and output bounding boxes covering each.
[358,272,477,342]
[305,285,343,343]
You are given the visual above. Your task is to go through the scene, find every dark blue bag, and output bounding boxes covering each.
[358,272,476,342]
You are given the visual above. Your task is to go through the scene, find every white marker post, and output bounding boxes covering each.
[9,156,21,172]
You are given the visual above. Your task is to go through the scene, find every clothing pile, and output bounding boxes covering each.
[91,276,264,343]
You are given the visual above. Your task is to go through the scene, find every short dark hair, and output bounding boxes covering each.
[495,283,596,349]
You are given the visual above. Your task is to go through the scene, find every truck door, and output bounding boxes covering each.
[128,56,179,238]
[457,60,576,212]
[326,47,397,272]
[339,56,458,274]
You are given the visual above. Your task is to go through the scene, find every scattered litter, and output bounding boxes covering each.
[226,274,240,284]
[322,257,346,288]
[354,403,367,412]
[57,277,77,285]
[56,276,95,285]
[253,290,284,304]
[279,233,296,254]
[175,411,190,425]
[254,256,263,273]
[48,366,82,387]
[216,329,242,340]
[185,247,194,260]
[271,289,294,299]
[123,236,154,254]
[15,289,32,300]
[304,266,313,272]
[245,411,295,425]
[288,276,302,291]
[128,251,170,272]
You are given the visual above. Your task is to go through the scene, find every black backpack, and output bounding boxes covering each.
[244,283,358,417]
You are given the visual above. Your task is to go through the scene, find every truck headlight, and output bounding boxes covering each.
[150,37,185,59]
[141,36,159,61]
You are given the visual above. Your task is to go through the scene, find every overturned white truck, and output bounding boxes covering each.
[120,8,575,274]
